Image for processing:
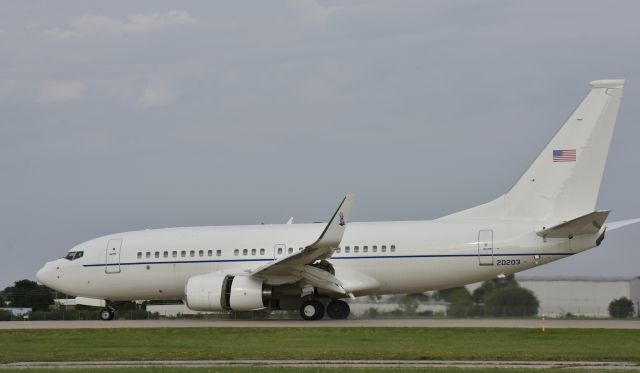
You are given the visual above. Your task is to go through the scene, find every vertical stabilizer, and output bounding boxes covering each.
[441,80,625,222]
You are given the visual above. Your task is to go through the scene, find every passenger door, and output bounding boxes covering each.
[105,239,122,273]
[477,230,494,265]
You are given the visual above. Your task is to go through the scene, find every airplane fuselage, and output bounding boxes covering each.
[37,219,599,301]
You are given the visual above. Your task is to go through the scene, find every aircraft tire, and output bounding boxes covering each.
[299,300,325,320]
[99,307,115,321]
[326,300,350,319]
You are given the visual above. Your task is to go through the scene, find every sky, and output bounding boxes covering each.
[1,0,640,289]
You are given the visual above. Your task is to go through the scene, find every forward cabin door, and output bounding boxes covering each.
[477,230,494,265]
[105,239,123,273]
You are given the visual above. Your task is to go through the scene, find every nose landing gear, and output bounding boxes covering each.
[99,307,115,321]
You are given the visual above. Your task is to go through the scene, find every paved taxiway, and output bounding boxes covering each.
[2,318,640,329]
[2,360,640,370]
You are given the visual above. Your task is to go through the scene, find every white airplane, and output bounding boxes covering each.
[37,79,640,321]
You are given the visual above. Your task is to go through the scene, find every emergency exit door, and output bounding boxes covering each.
[477,230,494,265]
[274,243,287,260]
[105,239,122,273]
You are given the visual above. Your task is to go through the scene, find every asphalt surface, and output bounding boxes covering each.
[2,318,640,329]
[2,360,640,370]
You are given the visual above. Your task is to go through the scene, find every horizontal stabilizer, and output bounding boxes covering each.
[607,218,640,231]
[537,210,610,238]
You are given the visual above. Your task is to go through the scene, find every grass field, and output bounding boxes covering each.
[1,368,639,373]
[1,327,639,363]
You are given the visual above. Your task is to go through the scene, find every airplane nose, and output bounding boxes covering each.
[36,263,54,287]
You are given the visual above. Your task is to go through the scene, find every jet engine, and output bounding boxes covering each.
[184,272,272,311]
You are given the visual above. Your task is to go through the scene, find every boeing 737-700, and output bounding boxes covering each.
[37,79,639,320]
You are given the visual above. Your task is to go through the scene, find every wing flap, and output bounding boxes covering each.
[537,210,610,238]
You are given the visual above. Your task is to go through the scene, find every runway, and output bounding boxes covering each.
[2,360,640,370]
[2,318,640,329]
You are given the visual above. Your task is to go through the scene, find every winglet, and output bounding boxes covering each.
[308,194,354,249]
[286,217,294,225]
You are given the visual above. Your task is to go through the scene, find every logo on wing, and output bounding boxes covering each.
[339,212,345,226]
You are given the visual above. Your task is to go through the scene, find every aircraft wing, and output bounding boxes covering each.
[250,194,354,294]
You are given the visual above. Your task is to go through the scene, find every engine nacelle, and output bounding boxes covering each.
[184,272,271,311]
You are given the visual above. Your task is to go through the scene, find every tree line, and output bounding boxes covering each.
[1,278,637,319]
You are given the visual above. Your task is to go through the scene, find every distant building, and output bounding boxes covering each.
[468,276,640,317]
[0,307,32,316]
[518,276,640,317]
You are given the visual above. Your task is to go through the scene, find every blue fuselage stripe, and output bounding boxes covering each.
[83,252,572,268]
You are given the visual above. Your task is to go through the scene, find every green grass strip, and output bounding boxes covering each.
[0,368,639,373]
[1,327,639,363]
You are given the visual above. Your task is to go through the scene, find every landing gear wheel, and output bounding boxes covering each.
[299,300,325,320]
[326,300,350,319]
[99,307,115,321]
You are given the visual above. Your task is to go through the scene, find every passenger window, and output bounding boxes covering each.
[234,249,239,256]
[163,251,168,258]
[154,252,159,258]
[181,250,186,257]
[381,245,387,253]
[189,250,194,257]
[336,247,341,253]
[243,249,248,256]
[260,248,265,255]
[363,246,368,253]
[299,247,303,251]
[251,248,256,255]
[345,246,350,253]
[391,245,396,252]
[199,250,204,257]
[137,252,142,259]
[354,246,359,253]
[288,247,293,254]
[216,249,222,256]
[172,251,177,258]
[372,245,377,253]
[146,252,151,259]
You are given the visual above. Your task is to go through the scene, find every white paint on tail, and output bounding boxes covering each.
[441,80,625,224]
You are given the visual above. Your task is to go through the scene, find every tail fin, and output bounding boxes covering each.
[441,79,625,222]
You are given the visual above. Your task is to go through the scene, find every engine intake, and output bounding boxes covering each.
[184,272,271,311]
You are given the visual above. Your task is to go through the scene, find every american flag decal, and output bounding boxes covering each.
[553,149,576,162]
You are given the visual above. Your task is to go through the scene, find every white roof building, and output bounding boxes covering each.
[517,276,640,317]
[469,276,640,317]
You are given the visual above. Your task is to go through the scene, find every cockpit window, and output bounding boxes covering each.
[64,251,84,260]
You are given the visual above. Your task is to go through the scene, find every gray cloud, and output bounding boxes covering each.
[38,81,86,102]
[1,0,639,288]
[44,10,197,39]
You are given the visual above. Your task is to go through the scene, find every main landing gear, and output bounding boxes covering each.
[99,307,115,321]
[299,299,350,320]
[326,300,350,320]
